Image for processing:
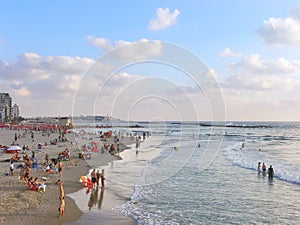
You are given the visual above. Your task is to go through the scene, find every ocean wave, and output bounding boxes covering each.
[200,123,272,128]
[222,144,300,185]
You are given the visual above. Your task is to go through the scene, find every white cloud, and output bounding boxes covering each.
[0,53,94,81]
[219,48,244,58]
[0,51,156,117]
[224,73,296,91]
[258,17,300,46]
[231,54,300,75]
[87,37,163,61]
[222,53,300,92]
[86,36,109,49]
[86,36,136,51]
[12,87,29,97]
[218,49,300,120]
[0,53,95,113]
[149,7,180,30]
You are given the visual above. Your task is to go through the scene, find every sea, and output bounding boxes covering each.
[67,121,300,225]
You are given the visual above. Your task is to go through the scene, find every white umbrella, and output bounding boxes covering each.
[7,146,22,151]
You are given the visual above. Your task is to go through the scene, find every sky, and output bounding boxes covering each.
[1,0,300,121]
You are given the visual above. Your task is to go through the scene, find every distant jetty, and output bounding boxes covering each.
[199,123,272,128]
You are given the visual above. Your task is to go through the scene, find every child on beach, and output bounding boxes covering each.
[10,161,14,175]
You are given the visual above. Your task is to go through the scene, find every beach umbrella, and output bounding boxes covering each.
[7,146,22,151]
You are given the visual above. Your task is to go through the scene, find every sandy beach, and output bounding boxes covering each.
[0,127,137,225]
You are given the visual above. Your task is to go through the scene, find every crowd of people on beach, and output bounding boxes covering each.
[0,125,72,220]
[1,123,144,222]
[1,126,73,190]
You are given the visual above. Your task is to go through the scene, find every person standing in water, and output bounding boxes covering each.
[257,162,261,171]
[268,165,274,178]
[262,163,267,172]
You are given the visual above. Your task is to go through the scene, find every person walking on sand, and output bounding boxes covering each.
[58,160,63,178]
[56,179,65,198]
[91,169,97,189]
[96,170,101,187]
[100,169,105,188]
[10,161,14,175]
[58,196,65,217]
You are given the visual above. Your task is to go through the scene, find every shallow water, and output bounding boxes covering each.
[69,121,300,225]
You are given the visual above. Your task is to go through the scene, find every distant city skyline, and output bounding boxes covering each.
[0,92,19,121]
[1,1,300,121]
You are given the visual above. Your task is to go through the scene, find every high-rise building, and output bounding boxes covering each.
[0,93,12,122]
[12,104,20,119]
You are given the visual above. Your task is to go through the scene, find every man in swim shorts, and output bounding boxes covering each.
[268,165,274,178]
[91,169,97,189]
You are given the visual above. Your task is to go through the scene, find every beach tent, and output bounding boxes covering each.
[5,145,22,154]
[7,146,22,151]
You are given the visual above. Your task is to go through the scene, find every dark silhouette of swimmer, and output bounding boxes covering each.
[268,165,274,178]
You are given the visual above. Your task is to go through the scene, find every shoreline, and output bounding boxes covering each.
[0,128,137,225]
[65,147,139,225]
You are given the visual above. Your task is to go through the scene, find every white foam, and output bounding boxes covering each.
[222,143,300,185]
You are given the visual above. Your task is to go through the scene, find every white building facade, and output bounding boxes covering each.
[12,104,20,119]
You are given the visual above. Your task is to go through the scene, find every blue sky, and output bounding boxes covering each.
[1,1,300,121]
